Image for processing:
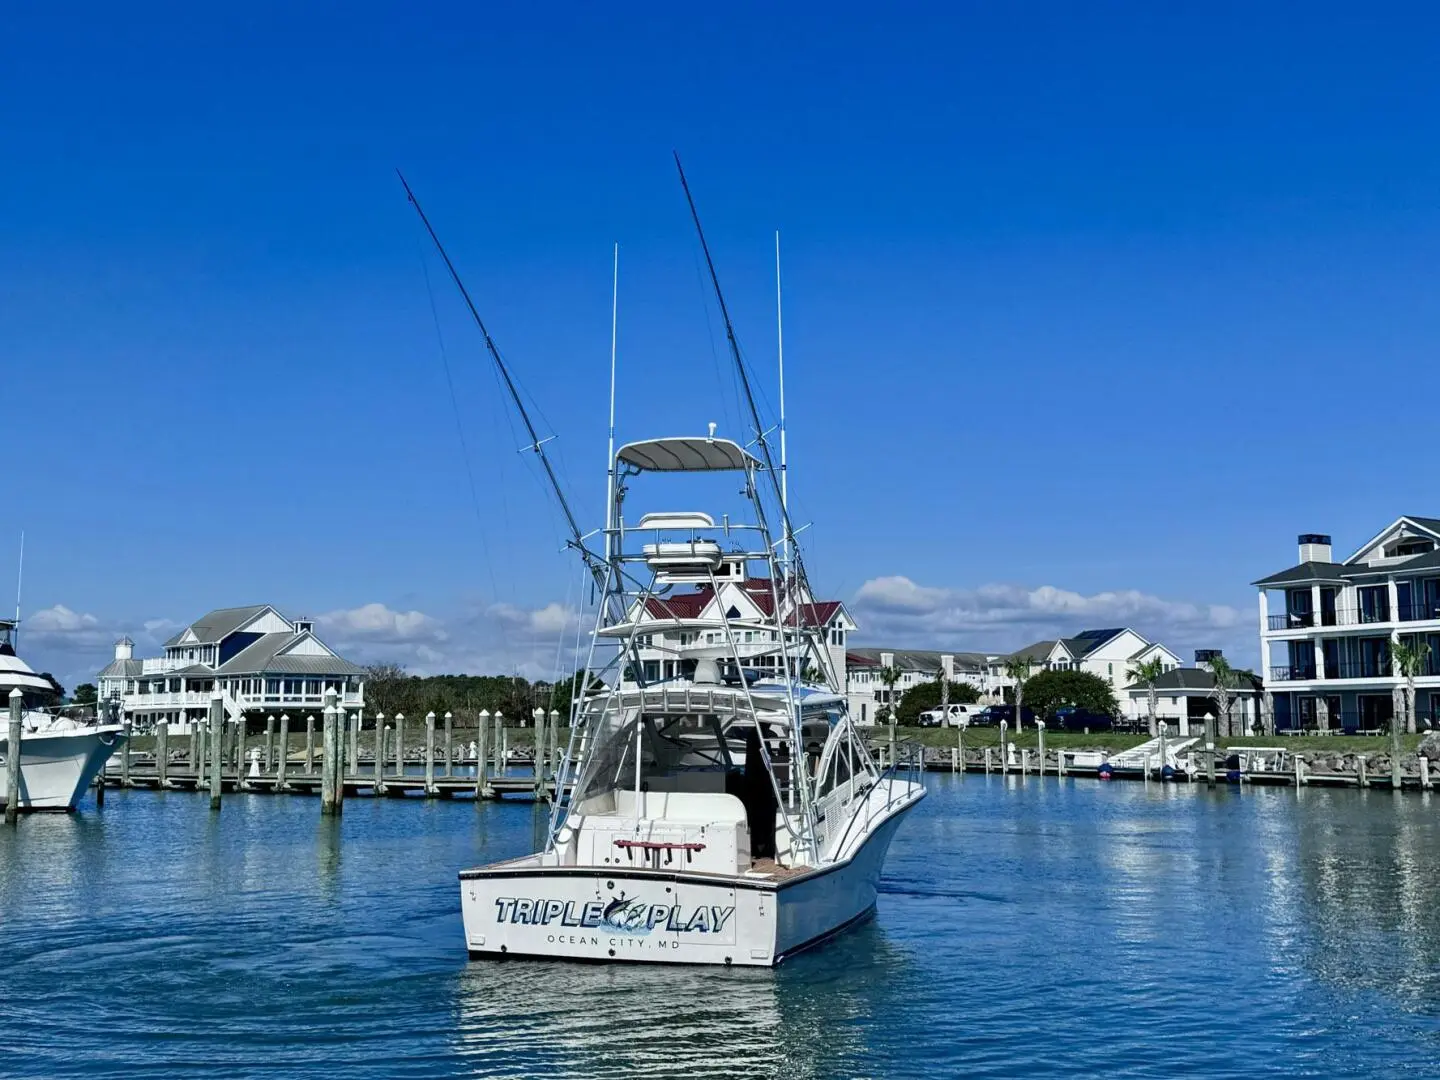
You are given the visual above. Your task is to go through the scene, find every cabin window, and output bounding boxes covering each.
[266,679,281,695]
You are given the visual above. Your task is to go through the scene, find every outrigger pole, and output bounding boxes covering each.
[398,171,608,594]
[673,154,835,686]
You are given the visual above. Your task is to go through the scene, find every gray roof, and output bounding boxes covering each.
[1005,640,1058,664]
[167,664,214,677]
[216,633,364,676]
[1125,668,1262,693]
[845,648,994,674]
[164,605,272,647]
[97,658,144,678]
[1058,628,1129,659]
[1252,561,1352,587]
[1403,516,1440,535]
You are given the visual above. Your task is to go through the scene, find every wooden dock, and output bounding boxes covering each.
[103,763,569,800]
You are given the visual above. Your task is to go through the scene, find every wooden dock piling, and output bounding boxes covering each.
[532,708,545,796]
[156,720,169,788]
[305,716,315,774]
[320,691,339,816]
[277,714,290,790]
[1204,713,1217,789]
[6,687,22,823]
[476,709,490,800]
[207,693,223,811]
[550,710,562,778]
[1422,756,1432,791]
[1036,721,1046,777]
[373,713,385,793]
[425,711,436,794]
[264,715,275,773]
[395,713,406,779]
[120,716,132,787]
[443,711,453,778]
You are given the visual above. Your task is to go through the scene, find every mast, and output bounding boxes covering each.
[775,230,788,575]
[13,531,22,649]
[606,243,619,550]
[398,172,606,592]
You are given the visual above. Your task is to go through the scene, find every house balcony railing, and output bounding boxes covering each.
[1270,663,1396,682]
[1268,607,1397,631]
[1398,602,1440,623]
[124,690,364,711]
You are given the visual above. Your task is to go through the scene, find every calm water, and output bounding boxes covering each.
[4,777,1440,1078]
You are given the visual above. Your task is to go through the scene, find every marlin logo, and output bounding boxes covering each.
[494,895,736,935]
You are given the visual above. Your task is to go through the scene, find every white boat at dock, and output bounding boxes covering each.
[0,619,125,811]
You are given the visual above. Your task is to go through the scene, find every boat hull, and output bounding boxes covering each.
[459,788,922,966]
[0,726,124,811]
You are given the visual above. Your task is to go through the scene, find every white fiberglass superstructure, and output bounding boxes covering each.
[0,620,124,812]
[459,435,924,965]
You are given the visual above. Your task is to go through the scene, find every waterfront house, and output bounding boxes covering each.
[626,576,854,693]
[97,604,366,731]
[1256,519,1440,732]
[844,649,1003,726]
[1000,629,1183,721]
[1124,651,1262,735]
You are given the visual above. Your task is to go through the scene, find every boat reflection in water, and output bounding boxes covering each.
[450,932,891,1079]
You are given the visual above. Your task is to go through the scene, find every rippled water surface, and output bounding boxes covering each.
[5,776,1440,1078]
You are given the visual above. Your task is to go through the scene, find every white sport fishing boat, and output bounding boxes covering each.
[401,163,925,967]
[0,619,125,811]
[459,437,924,966]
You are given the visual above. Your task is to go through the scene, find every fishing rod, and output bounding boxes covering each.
[672,157,820,610]
[398,171,608,593]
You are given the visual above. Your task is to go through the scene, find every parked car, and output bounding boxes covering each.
[971,704,1035,727]
[1052,706,1114,732]
[917,703,981,728]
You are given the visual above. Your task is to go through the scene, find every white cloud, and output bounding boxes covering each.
[25,604,101,636]
[851,576,1252,664]
[316,602,446,643]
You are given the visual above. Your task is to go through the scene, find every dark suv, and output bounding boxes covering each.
[972,704,1035,727]
[1052,706,1114,732]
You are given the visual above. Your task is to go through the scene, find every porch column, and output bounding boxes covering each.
[1310,584,1322,625]
[1315,639,1327,680]
[1388,578,1401,623]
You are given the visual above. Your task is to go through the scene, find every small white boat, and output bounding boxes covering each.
[0,619,125,811]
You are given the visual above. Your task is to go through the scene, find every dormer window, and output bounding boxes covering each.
[1389,538,1435,558]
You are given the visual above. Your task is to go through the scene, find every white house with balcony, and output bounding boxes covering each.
[97,604,365,731]
[626,576,853,693]
[1256,518,1440,733]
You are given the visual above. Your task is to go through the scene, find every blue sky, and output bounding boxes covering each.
[7,2,1440,688]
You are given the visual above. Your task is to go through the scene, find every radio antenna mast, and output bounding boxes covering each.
[775,230,789,575]
[13,531,22,647]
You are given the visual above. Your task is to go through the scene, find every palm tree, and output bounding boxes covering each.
[1004,656,1034,732]
[1392,636,1430,737]
[877,665,902,727]
[1208,654,1236,737]
[1127,656,1166,736]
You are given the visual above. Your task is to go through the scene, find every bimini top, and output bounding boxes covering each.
[617,437,759,473]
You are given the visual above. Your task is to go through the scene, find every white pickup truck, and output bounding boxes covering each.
[918,703,979,728]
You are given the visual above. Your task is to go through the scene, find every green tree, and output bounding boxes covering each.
[1208,654,1236,737]
[895,679,980,725]
[877,665,902,727]
[1126,657,1166,736]
[1003,656,1034,731]
[1021,669,1118,721]
[363,663,408,716]
[1393,636,1430,736]
[72,682,98,706]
